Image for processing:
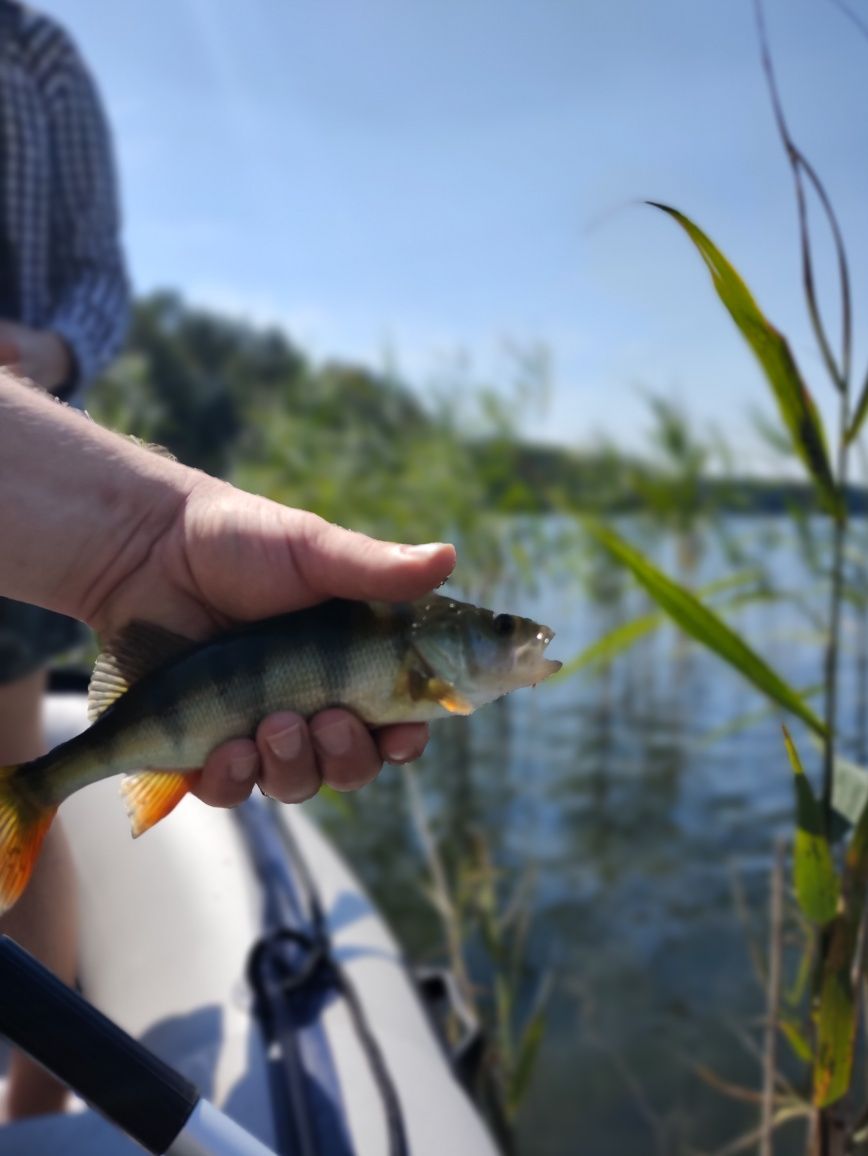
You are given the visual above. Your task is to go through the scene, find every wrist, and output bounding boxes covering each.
[0,378,194,628]
[42,332,73,393]
[69,437,196,634]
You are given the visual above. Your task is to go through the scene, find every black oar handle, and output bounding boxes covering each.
[0,935,197,1154]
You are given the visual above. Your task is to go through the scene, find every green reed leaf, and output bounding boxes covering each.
[700,684,823,749]
[810,760,868,1106]
[557,569,763,680]
[315,784,353,818]
[814,963,854,1107]
[583,519,827,736]
[785,930,815,1010]
[847,379,868,445]
[557,610,662,679]
[650,203,841,519]
[782,728,839,925]
[507,973,552,1116]
[809,753,868,1105]
[780,1018,813,1065]
[508,1009,546,1114]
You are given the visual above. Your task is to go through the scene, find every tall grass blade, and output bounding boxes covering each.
[847,380,868,445]
[583,519,827,735]
[649,203,841,518]
[558,569,764,679]
[814,963,854,1107]
[699,684,823,749]
[779,1018,812,1065]
[782,728,839,925]
[507,974,552,1115]
[812,777,868,1105]
[755,0,851,392]
[556,610,662,679]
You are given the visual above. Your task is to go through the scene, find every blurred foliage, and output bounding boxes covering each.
[92,293,865,542]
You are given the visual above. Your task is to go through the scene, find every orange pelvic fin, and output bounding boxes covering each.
[120,770,190,838]
[0,766,56,915]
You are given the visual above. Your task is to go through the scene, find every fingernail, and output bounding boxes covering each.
[228,752,258,782]
[266,723,303,762]
[387,746,418,765]
[314,720,352,757]
[398,542,450,560]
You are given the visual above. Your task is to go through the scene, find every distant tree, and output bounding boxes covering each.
[93,291,309,474]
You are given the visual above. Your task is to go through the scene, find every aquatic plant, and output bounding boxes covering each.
[574,4,868,1152]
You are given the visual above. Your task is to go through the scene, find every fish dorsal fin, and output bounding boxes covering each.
[88,620,194,721]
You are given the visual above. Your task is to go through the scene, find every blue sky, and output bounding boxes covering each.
[42,0,868,464]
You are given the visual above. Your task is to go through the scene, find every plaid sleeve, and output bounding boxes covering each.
[38,25,130,393]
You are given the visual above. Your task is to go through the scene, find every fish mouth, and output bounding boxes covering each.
[516,623,560,683]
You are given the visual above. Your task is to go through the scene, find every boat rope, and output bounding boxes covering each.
[238,796,410,1156]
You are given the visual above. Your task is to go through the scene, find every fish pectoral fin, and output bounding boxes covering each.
[394,665,474,715]
[120,770,190,838]
[88,621,195,721]
[394,648,474,715]
[424,677,475,716]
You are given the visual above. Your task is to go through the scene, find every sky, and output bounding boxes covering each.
[40,0,868,465]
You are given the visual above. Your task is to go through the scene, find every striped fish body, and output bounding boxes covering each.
[59,600,430,797]
[0,594,559,913]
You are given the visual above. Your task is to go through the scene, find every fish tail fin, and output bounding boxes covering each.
[0,766,56,915]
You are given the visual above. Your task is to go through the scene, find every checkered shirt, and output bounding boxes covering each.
[0,2,129,397]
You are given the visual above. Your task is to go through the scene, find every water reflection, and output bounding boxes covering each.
[314,519,842,1155]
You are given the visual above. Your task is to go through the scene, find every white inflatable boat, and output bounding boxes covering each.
[0,689,499,1156]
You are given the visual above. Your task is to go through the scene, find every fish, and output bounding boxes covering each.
[0,593,560,913]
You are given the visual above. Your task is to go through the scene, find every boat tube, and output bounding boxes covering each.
[0,689,499,1155]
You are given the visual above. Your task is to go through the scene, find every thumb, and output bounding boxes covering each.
[292,516,457,604]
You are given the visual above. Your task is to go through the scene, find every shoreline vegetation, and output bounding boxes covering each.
[93,291,868,524]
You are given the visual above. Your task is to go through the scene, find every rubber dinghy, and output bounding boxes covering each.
[0,687,500,1156]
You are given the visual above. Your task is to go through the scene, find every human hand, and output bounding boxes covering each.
[0,321,71,392]
[89,474,456,808]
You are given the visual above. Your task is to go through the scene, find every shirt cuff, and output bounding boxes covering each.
[49,315,93,401]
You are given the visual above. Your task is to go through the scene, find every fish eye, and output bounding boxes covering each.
[493,613,516,637]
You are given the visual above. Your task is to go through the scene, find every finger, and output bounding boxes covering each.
[376,723,430,765]
[0,340,19,366]
[309,708,383,792]
[192,738,259,807]
[256,712,321,803]
[289,516,457,604]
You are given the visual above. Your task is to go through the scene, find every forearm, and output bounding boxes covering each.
[0,375,191,623]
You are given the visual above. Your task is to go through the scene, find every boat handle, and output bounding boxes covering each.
[0,935,276,1156]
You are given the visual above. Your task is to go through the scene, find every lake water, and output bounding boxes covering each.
[315,517,861,1156]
